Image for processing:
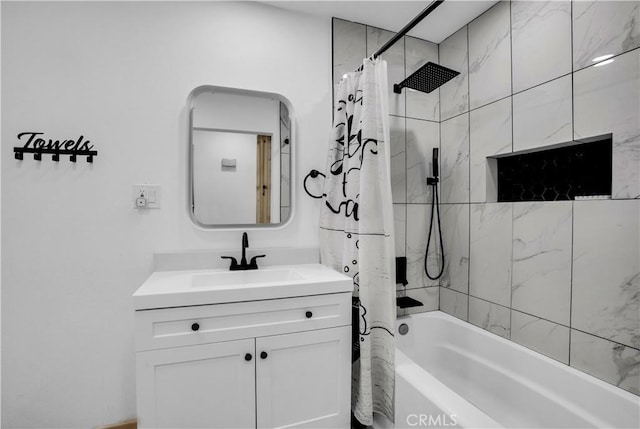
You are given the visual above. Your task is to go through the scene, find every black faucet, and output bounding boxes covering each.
[221,232,266,271]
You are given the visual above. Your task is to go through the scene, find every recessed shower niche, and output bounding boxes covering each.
[492,135,612,202]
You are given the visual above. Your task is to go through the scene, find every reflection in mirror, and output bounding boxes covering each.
[188,86,293,227]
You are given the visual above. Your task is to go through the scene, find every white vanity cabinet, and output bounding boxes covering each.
[136,339,256,428]
[134,289,352,429]
[255,327,350,429]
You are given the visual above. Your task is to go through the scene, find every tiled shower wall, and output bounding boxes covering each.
[436,0,639,395]
[332,0,639,395]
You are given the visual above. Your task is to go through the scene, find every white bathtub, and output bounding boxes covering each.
[374,311,640,429]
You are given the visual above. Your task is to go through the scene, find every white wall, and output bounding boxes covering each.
[193,130,258,225]
[1,1,331,427]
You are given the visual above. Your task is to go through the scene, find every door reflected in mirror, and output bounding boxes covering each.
[188,86,293,227]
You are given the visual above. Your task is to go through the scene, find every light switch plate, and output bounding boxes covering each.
[133,184,161,209]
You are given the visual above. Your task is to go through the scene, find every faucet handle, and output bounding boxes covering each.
[221,256,239,270]
[249,254,266,269]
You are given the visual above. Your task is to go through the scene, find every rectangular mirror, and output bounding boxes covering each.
[188,86,293,228]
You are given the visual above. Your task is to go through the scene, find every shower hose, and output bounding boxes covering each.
[424,180,445,280]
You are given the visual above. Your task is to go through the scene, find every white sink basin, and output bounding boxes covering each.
[191,268,304,288]
[133,263,352,309]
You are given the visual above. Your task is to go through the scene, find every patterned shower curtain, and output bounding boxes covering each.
[320,58,396,425]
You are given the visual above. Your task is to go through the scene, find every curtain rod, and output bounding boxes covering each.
[371,0,445,59]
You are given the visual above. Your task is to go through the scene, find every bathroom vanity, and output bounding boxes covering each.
[133,263,352,429]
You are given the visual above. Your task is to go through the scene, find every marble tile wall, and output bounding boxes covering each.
[468,1,511,110]
[572,0,640,71]
[459,198,639,395]
[405,37,440,121]
[406,118,439,204]
[469,97,512,202]
[406,204,440,290]
[511,202,573,325]
[332,19,366,91]
[436,0,639,396]
[469,203,512,307]
[439,26,468,121]
[571,200,639,350]
[333,0,639,395]
[468,296,511,339]
[511,0,572,93]
[570,330,640,396]
[511,310,570,364]
[367,27,405,117]
[440,204,469,294]
[389,115,406,203]
[512,75,573,152]
[439,287,468,321]
[573,49,640,199]
[440,113,469,204]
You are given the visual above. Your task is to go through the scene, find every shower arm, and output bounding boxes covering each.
[356,1,458,95]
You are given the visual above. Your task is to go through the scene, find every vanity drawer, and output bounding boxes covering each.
[135,292,351,351]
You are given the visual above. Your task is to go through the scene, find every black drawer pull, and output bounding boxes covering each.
[245,353,252,361]
[191,322,200,332]
[260,351,268,359]
[305,311,313,319]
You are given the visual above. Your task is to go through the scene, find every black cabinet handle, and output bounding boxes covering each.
[191,322,200,332]
[245,353,252,361]
[260,351,268,359]
[305,311,313,319]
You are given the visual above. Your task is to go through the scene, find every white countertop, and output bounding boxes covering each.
[133,263,353,310]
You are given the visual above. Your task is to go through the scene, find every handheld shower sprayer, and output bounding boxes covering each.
[427,148,439,185]
[432,148,439,179]
[425,147,445,280]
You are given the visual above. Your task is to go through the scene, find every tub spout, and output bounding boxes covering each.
[397,296,424,308]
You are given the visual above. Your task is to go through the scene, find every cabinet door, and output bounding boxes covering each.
[137,339,255,429]
[256,326,351,429]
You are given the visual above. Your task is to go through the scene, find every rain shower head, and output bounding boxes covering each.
[393,62,460,94]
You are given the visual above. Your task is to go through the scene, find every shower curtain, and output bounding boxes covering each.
[320,58,396,425]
